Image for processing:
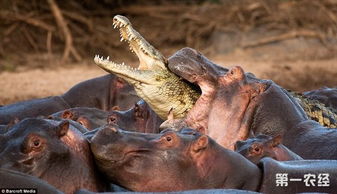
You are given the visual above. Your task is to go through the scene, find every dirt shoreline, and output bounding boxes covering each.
[1,58,336,106]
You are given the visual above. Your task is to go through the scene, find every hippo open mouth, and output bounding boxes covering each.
[167,49,274,149]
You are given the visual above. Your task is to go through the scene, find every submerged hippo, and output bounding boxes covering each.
[234,134,302,164]
[49,107,109,131]
[0,74,139,125]
[0,168,62,194]
[108,100,163,133]
[88,125,337,193]
[0,118,108,194]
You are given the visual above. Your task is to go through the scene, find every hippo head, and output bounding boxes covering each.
[89,125,262,191]
[168,48,307,149]
[0,118,107,193]
[49,107,108,130]
[234,134,281,164]
[89,125,220,191]
[107,100,163,133]
[0,118,70,175]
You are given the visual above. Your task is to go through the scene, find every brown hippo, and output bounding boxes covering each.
[107,100,163,133]
[167,48,337,159]
[49,107,109,131]
[0,74,139,125]
[303,87,337,111]
[0,168,62,194]
[61,74,139,111]
[88,125,337,193]
[0,96,70,125]
[88,125,261,192]
[0,118,108,194]
[168,48,271,149]
[234,134,302,164]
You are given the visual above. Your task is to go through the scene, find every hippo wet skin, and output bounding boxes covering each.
[88,126,337,193]
[0,118,108,194]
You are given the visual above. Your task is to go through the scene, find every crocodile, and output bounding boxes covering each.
[94,15,199,120]
[94,15,337,128]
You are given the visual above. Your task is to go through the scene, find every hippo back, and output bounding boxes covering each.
[0,168,62,194]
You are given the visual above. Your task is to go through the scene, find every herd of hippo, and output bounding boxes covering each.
[1,15,337,194]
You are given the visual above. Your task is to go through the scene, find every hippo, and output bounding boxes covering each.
[49,107,109,131]
[234,134,302,164]
[0,96,70,125]
[61,74,139,111]
[168,48,271,149]
[88,125,337,193]
[88,125,261,192]
[303,87,337,111]
[0,74,139,125]
[107,100,163,133]
[0,118,108,194]
[0,168,62,194]
[167,48,337,159]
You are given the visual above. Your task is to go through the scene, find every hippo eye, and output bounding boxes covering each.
[165,136,172,142]
[33,139,40,147]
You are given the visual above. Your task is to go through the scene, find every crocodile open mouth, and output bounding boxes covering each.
[94,15,167,74]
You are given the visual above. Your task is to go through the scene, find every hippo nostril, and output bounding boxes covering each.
[108,116,117,125]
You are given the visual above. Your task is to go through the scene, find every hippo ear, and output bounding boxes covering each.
[192,135,209,152]
[111,106,120,111]
[271,135,282,147]
[56,120,69,137]
[61,110,74,119]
